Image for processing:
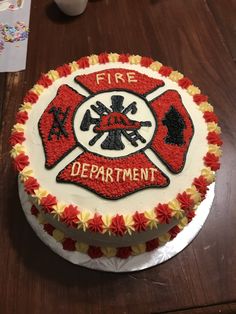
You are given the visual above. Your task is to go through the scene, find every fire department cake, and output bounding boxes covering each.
[10,53,222,260]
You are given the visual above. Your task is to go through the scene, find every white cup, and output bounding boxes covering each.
[54,0,88,16]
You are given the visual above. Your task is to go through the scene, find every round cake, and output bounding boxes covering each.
[10,53,222,259]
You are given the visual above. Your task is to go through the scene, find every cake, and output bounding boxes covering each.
[10,53,222,259]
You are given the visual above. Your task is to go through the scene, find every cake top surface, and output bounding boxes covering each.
[10,53,222,234]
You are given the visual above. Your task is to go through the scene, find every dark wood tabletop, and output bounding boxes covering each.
[1,0,236,313]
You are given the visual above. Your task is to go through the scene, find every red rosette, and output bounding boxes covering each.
[37,74,52,87]
[133,211,148,232]
[40,194,57,213]
[118,53,129,63]
[109,214,126,236]
[13,153,29,171]
[43,223,55,236]
[56,64,71,77]
[193,94,208,105]
[16,111,28,124]
[193,175,208,196]
[9,132,25,145]
[177,192,194,211]
[23,91,38,104]
[30,205,39,216]
[178,77,192,89]
[98,52,109,64]
[207,132,223,146]
[140,56,153,67]
[169,226,181,239]
[155,203,172,224]
[60,205,79,227]
[116,246,132,259]
[24,177,39,194]
[88,214,104,233]
[186,210,195,222]
[87,246,103,259]
[159,66,173,77]
[77,56,89,68]
[63,238,76,251]
[204,153,220,171]
[203,111,218,123]
[146,238,159,252]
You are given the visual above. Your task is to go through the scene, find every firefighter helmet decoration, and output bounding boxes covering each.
[38,68,194,199]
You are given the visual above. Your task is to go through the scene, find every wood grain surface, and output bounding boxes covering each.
[1,0,236,313]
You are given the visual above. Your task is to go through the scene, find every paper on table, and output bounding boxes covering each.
[0,0,31,72]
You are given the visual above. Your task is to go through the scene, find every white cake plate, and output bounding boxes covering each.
[18,179,215,272]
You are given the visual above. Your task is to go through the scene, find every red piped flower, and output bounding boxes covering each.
[30,205,39,216]
[60,205,79,227]
[77,56,89,68]
[44,223,55,235]
[169,226,181,239]
[40,194,57,213]
[110,214,126,236]
[203,111,218,123]
[24,177,39,194]
[63,238,76,251]
[159,66,173,77]
[177,192,194,211]
[186,210,195,222]
[146,238,159,252]
[37,74,52,87]
[16,111,28,124]
[204,153,220,171]
[14,153,29,171]
[207,132,223,146]
[118,53,129,63]
[116,246,132,259]
[193,93,208,104]
[178,77,192,89]
[23,91,38,104]
[193,175,208,196]
[88,214,104,233]
[140,56,153,67]
[87,246,103,259]
[56,64,71,77]
[9,132,25,145]
[98,53,109,64]
[155,203,172,224]
[133,211,148,232]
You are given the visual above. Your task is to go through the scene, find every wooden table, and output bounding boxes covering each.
[1,1,236,313]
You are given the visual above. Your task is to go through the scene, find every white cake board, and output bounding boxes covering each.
[18,179,215,272]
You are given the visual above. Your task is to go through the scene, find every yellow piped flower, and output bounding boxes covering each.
[75,242,89,253]
[10,143,25,158]
[201,167,215,183]
[102,215,112,235]
[52,229,65,242]
[207,122,221,134]
[129,55,141,64]
[37,213,45,224]
[149,61,162,71]
[159,233,171,244]
[208,144,222,157]
[169,71,184,82]
[131,243,146,255]
[32,84,44,95]
[52,203,65,220]
[199,102,214,112]
[144,209,158,229]
[108,53,119,62]
[12,123,25,132]
[101,246,116,257]
[47,70,60,81]
[186,185,202,204]
[187,85,201,96]
[89,54,99,65]
[77,211,91,231]
[178,217,188,229]
[168,199,184,219]
[33,188,48,204]
[19,102,32,112]
[19,166,34,181]
[124,215,135,235]
[69,61,79,72]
